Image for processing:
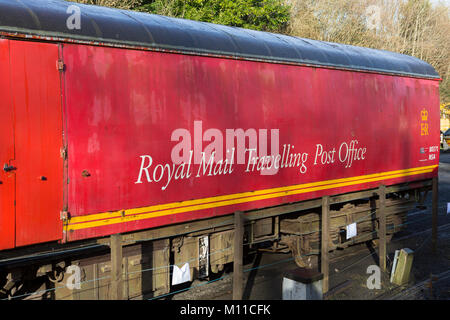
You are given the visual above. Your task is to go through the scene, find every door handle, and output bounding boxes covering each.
[3,163,16,172]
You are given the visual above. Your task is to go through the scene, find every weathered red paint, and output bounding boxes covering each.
[0,40,64,249]
[0,37,440,248]
[62,44,440,242]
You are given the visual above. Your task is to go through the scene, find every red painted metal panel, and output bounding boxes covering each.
[10,40,64,247]
[0,39,15,250]
[63,44,440,241]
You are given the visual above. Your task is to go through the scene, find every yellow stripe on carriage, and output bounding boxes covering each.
[66,165,437,231]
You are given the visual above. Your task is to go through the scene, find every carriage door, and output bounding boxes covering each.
[0,39,15,250]
[8,40,64,247]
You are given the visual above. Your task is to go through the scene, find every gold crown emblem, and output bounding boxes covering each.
[421,109,428,121]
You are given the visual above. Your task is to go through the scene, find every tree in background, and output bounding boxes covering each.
[74,0,290,32]
[73,0,143,10]
[285,0,377,47]
[398,0,449,102]
[139,0,290,32]
[286,0,449,103]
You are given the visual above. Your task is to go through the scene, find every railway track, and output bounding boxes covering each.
[387,270,450,300]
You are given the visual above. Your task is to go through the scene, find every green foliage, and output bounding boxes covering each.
[136,0,290,33]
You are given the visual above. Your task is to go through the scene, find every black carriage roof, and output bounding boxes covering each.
[0,0,440,79]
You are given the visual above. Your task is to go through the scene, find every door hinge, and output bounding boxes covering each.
[3,163,16,172]
[60,146,68,160]
[57,60,65,72]
[60,211,70,222]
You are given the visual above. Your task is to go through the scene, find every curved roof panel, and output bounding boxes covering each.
[0,0,440,79]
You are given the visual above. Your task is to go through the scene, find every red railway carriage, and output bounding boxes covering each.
[0,0,441,252]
